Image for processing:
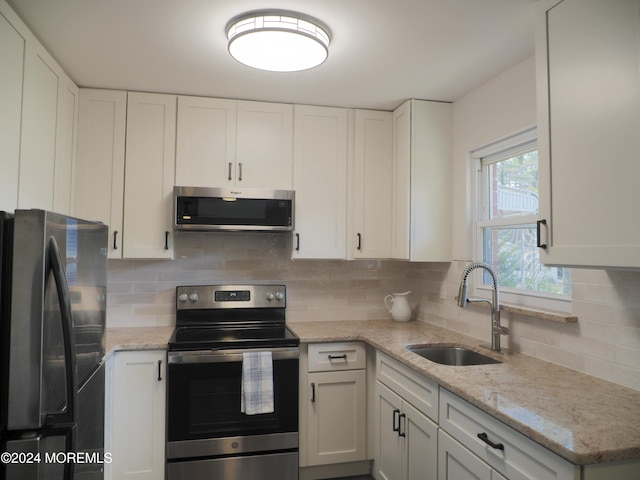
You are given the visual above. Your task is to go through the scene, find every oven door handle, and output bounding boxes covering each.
[168,347,300,364]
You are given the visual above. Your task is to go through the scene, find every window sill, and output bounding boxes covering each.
[464,298,578,323]
[500,302,577,323]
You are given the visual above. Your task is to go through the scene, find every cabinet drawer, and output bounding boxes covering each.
[376,351,438,422]
[439,388,576,480]
[308,342,366,372]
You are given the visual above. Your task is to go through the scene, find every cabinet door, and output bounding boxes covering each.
[536,0,640,267]
[0,11,24,212]
[352,110,393,258]
[236,100,293,189]
[293,105,348,259]
[106,350,166,480]
[52,78,79,215]
[391,100,453,262]
[391,101,411,259]
[376,382,404,480]
[403,400,438,480]
[307,369,367,466]
[75,89,127,258]
[123,92,176,259]
[18,43,59,211]
[438,430,491,480]
[175,96,237,187]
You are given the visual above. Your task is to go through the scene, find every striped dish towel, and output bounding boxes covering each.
[241,351,274,415]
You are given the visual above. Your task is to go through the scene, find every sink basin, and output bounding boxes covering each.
[407,345,502,366]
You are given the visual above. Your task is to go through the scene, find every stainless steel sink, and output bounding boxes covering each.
[407,345,502,366]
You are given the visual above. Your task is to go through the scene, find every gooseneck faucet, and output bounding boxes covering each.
[457,262,508,351]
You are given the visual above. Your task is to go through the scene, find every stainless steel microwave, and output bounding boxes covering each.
[173,186,294,232]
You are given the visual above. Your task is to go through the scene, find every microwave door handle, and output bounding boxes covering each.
[46,236,77,427]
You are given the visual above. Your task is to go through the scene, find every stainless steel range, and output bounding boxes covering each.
[166,284,299,480]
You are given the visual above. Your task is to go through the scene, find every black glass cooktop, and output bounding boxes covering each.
[168,324,299,351]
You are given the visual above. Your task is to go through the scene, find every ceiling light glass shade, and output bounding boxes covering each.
[226,11,330,72]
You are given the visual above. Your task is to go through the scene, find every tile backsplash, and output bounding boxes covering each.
[107,231,640,391]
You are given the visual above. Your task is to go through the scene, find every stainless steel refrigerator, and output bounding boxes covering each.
[1,210,108,480]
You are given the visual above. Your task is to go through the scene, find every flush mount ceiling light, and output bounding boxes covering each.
[226,10,331,72]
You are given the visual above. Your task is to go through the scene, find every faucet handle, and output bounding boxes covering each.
[494,325,509,335]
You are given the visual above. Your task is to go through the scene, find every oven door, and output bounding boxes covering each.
[166,347,299,460]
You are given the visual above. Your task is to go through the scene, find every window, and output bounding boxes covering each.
[474,128,571,304]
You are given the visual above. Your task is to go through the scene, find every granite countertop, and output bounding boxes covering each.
[104,326,175,357]
[288,320,640,466]
[103,321,640,466]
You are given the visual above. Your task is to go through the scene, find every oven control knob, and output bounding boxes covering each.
[275,292,284,301]
[178,293,188,303]
[189,293,199,302]
[265,292,275,302]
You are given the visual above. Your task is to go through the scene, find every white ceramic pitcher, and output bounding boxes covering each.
[384,291,412,322]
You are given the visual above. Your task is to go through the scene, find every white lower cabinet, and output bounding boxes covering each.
[302,343,368,467]
[307,369,367,465]
[375,352,438,480]
[105,350,166,480]
[377,382,438,480]
[439,429,506,480]
[438,388,575,480]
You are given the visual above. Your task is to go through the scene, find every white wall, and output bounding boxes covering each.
[451,56,537,260]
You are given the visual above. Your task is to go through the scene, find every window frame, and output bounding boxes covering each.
[471,126,571,312]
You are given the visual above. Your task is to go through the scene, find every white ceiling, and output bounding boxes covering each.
[7,0,536,111]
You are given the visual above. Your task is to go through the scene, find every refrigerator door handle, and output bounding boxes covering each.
[46,236,78,429]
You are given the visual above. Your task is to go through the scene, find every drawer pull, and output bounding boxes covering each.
[328,354,347,361]
[477,432,504,451]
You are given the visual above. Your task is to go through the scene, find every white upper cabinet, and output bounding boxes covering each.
[236,100,293,189]
[17,43,60,211]
[123,92,176,259]
[392,99,453,262]
[52,78,79,216]
[0,9,24,212]
[75,89,127,258]
[175,96,237,187]
[350,110,393,259]
[176,97,293,189]
[1,1,78,215]
[536,0,640,268]
[292,105,348,259]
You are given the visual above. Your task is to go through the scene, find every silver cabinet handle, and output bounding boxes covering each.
[228,162,233,181]
[238,162,243,181]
